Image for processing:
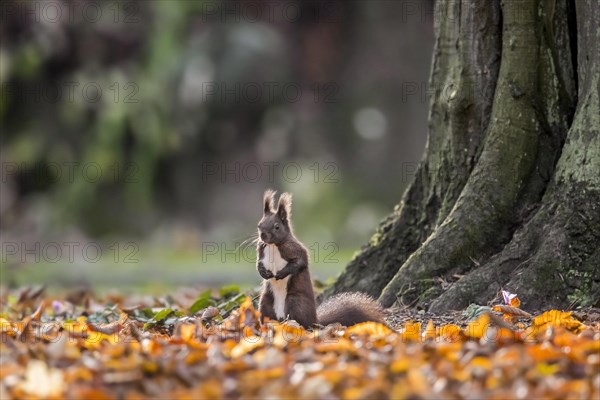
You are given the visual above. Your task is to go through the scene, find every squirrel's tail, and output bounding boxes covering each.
[317,292,385,327]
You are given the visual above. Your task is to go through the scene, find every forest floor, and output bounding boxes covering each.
[1,246,349,293]
[1,286,599,399]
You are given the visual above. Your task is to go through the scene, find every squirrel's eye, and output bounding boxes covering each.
[275,223,279,230]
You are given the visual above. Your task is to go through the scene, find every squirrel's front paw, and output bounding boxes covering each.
[274,270,288,280]
[257,264,274,280]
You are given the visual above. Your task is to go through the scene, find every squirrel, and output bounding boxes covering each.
[256,189,385,328]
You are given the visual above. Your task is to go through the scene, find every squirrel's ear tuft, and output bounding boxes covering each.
[277,192,292,223]
[263,189,276,214]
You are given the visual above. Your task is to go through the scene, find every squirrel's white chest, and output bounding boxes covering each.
[262,244,287,273]
[261,244,289,320]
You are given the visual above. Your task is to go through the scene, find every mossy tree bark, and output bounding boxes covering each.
[323,0,600,310]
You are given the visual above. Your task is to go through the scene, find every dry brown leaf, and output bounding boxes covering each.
[492,305,532,318]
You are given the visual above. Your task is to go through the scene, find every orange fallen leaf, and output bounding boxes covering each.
[179,323,196,342]
[230,335,264,358]
[492,305,531,318]
[464,314,491,339]
[533,310,583,332]
[526,343,563,362]
[437,324,462,341]
[272,322,307,347]
[346,321,392,337]
[509,297,521,308]
[400,321,421,342]
[70,387,115,400]
[422,320,436,341]
[390,358,410,374]
[315,339,357,354]
[0,318,16,336]
[469,356,493,372]
[184,350,207,365]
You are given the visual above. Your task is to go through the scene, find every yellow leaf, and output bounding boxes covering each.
[315,339,357,354]
[141,360,160,374]
[319,369,344,385]
[196,378,223,399]
[65,367,94,383]
[422,320,436,341]
[510,297,521,308]
[469,356,492,371]
[346,322,392,337]
[230,335,264,358]
[104,354,141,371]
[533,310,570,326]
[400,321,421,342]
[526,343,563,362]
[436,342,462,362]
[452,369,471,382]
[495,327,521,342]
[390,358,410,374]
[536,362,560,376]
[532,310,583,332]
[83,332,119,350]
[0,318,16,336]
[239,296,261,328]
[103,343,127,358]
[272,322,306,347]
[343,387,364,400]
[240,367,285,384]
[184,350,207,365]
[407,368,428,395]
[437,324,462,341]
[179,324,196,342]
[221,359,249,373]
[464,314,491,339]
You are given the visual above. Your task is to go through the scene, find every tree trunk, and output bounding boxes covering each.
[323,0,600,311]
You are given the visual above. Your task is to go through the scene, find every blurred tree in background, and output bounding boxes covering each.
[1,0,433,252]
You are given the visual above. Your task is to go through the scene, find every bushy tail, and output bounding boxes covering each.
[317,292,385,327]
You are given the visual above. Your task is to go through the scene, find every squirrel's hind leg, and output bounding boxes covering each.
[259,285,277,323]
[285,293,318,329]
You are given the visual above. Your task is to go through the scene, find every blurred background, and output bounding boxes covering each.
[1,0,434,292]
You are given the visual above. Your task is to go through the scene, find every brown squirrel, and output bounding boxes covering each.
[256,189,385,328]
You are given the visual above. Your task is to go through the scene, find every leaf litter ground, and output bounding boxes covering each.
[1,286,599,399]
